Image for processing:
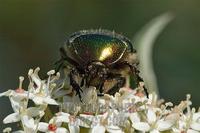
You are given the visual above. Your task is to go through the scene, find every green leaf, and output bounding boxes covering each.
[133,12,174,95]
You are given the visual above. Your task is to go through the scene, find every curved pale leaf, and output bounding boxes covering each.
[133,12,174,95]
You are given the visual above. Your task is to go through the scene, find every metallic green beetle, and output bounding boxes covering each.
[56,29,147,100]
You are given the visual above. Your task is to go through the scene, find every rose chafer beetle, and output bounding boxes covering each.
[56,29,147,100]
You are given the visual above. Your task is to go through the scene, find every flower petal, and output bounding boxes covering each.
[187,129,199,133]
[157,120,174,131]
[190,122,200,131]
[21,115,36,129]
[68,124,80,133]
[38,122,48,132]
[147,108,156,124]
[0,90,12,97]
[3,127,12,133]
[56,112,70,120]
[150,129,159,133]
[9,96,22,112]
[165,113,179,123]
[56,114,70,123]
[130,113,140,123]
[44,97,59,105]
[32,96,44,105]
[56,127,69,133]
[30,74,42,93]
[12,91,28,99]
[3,112,20,124]
[90,125,106,133]
[193,112,200,121]
[132,122,150,132]
[106,125,123,133]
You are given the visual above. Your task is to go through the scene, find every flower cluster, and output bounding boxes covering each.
[0,68,200,133]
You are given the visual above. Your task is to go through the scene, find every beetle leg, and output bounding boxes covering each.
[69,69,83,101]
[97,81,104,96]
[129,65,140,86]
[106,76,126,95]
[80,76,85,87]
[130,65,149,98]
[85,70,96,87]
[113,61,149,97]
[96,67,107,96]
[85,63,99,87]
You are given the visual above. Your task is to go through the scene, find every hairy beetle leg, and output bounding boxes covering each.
[69,69,83,101]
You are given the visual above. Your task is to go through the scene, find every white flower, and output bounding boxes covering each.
[21,115,38,133]
[116,87,150,112]
[130,112,151,132]
[38,112,82,133]
[3,107,44,133]
[28,68,59,105]
[7,112,42,133]
[190,112,200,131]
[0,72,58,109]
[57,112,80,133]
[130,108,178,132]
[175,111,200,133]
[29,93,58,105]
[38,116,69,133]
[3,107,44,124]
[0,77,29,113]
[88,111,124,133]
[1,67,200,133]
[0,89,27,100]
[90,125,124,133]
[172,95,200,133]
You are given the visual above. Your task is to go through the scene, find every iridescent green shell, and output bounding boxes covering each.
[62,29,135,66]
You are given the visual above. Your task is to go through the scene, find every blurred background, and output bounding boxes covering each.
[0,0,200,130]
